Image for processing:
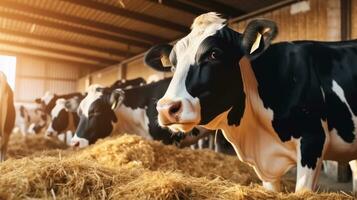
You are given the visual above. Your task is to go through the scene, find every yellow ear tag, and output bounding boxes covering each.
[111,102,117,110]
[250,32,262,54]
[160,55,172,67]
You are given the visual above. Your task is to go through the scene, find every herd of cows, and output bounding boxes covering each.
[0,12,356,194]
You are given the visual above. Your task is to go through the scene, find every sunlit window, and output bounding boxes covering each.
[0,55,16,90]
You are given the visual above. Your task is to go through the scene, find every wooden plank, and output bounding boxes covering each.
[147,0,205,15]
[0,0,164,43]
[0,28,133,58]
[0,49,108,68]
[62,0,189,33]
[0,11,151,48]
[0,39,119,64]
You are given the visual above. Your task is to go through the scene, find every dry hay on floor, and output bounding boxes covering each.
[6,133,68,159]
[0,134,354,199]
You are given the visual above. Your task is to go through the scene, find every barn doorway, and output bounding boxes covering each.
[0,55,16,90]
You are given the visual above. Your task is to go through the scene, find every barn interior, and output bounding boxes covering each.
[0,0,356,199]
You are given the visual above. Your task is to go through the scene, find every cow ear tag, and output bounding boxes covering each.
[160,55,172,67]
[250,32,262,54]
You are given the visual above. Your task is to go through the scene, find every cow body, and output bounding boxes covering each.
[0,72,15,161]
[35,92,83,114]
[110,77,146,89]
[145,13,357,192]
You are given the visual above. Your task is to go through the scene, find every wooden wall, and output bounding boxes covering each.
[352,0,357,39]
[230,0,341,42]
[15,55,91,103]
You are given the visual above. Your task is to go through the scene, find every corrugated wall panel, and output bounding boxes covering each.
[126,59,165,81]
[17,78,45,101]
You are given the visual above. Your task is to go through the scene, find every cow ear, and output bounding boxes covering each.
[242,19,278,58]
[144,44,173,72]
[34,98,41,104]
[110,89,125,110]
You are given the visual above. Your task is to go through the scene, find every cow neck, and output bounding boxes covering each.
[218,56,297,182]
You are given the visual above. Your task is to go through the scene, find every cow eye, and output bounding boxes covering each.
[171,66,176,73]
[209,51,218,60]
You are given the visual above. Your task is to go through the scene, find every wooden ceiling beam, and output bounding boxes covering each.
[147,0,205,15]
[0,28,133,58]
[0,11,151,48]
[0,49,109,68]
[186,0,245,17]
[0,39,119,64]
[0,0,164,43]
[62,0,190,33]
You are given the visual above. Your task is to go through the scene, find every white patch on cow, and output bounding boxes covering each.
[332,80,357,135]
[349,160,357,192]
[71,134,89,148]
[51,98,66,118]
[27,123,37,135]
[79,84,103,118]
[41,91,54,105]
[114,105,152,140]
[262,180,281,192]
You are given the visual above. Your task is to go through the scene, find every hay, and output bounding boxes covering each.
[6,133,68,159]
[0,134,354,199]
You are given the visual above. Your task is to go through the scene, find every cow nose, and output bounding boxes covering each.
[157,100,182,124]
[72,141,80,147]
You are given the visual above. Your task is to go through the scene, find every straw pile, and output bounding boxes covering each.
[0,134,354,199]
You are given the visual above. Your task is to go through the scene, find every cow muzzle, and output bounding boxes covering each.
[70,134,89,148]
[156,98,200,133]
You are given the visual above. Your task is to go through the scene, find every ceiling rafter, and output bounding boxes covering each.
[0,39,119,64]
[0,0,164,43]
[0,11,151,48]
[187,0,245,17]
[61,0,190,33]
[147,0,205,15]
[0,28,134,58]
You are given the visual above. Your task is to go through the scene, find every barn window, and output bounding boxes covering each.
[0,55,16,90]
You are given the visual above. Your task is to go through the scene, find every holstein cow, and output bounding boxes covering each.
[144,12,357,192]
[0,72,15,161]
[71,79,208,148]
[46,97,81,144]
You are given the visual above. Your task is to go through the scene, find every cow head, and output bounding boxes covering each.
[71,85,125,148]
[145,12,277,133]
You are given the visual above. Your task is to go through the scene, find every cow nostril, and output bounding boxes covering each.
[169,101,182,116]
[72,141,80,147]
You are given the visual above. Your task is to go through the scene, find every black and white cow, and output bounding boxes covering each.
[46,97,81,144]
[0,72,15,161]
[145,12,357,192]
[71,79,207,148]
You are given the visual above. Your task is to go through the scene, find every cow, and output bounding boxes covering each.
[46,97,81,145]
[71,78,208,148]
[16,105,47,135]
[144,12,357,192]
[0,72,15,161]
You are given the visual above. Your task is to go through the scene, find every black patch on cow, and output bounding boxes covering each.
[110,77,146,89]
[20,106,25,118]
[184,26,246,125]
[76,99,117,144]
[52,109,68,133]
